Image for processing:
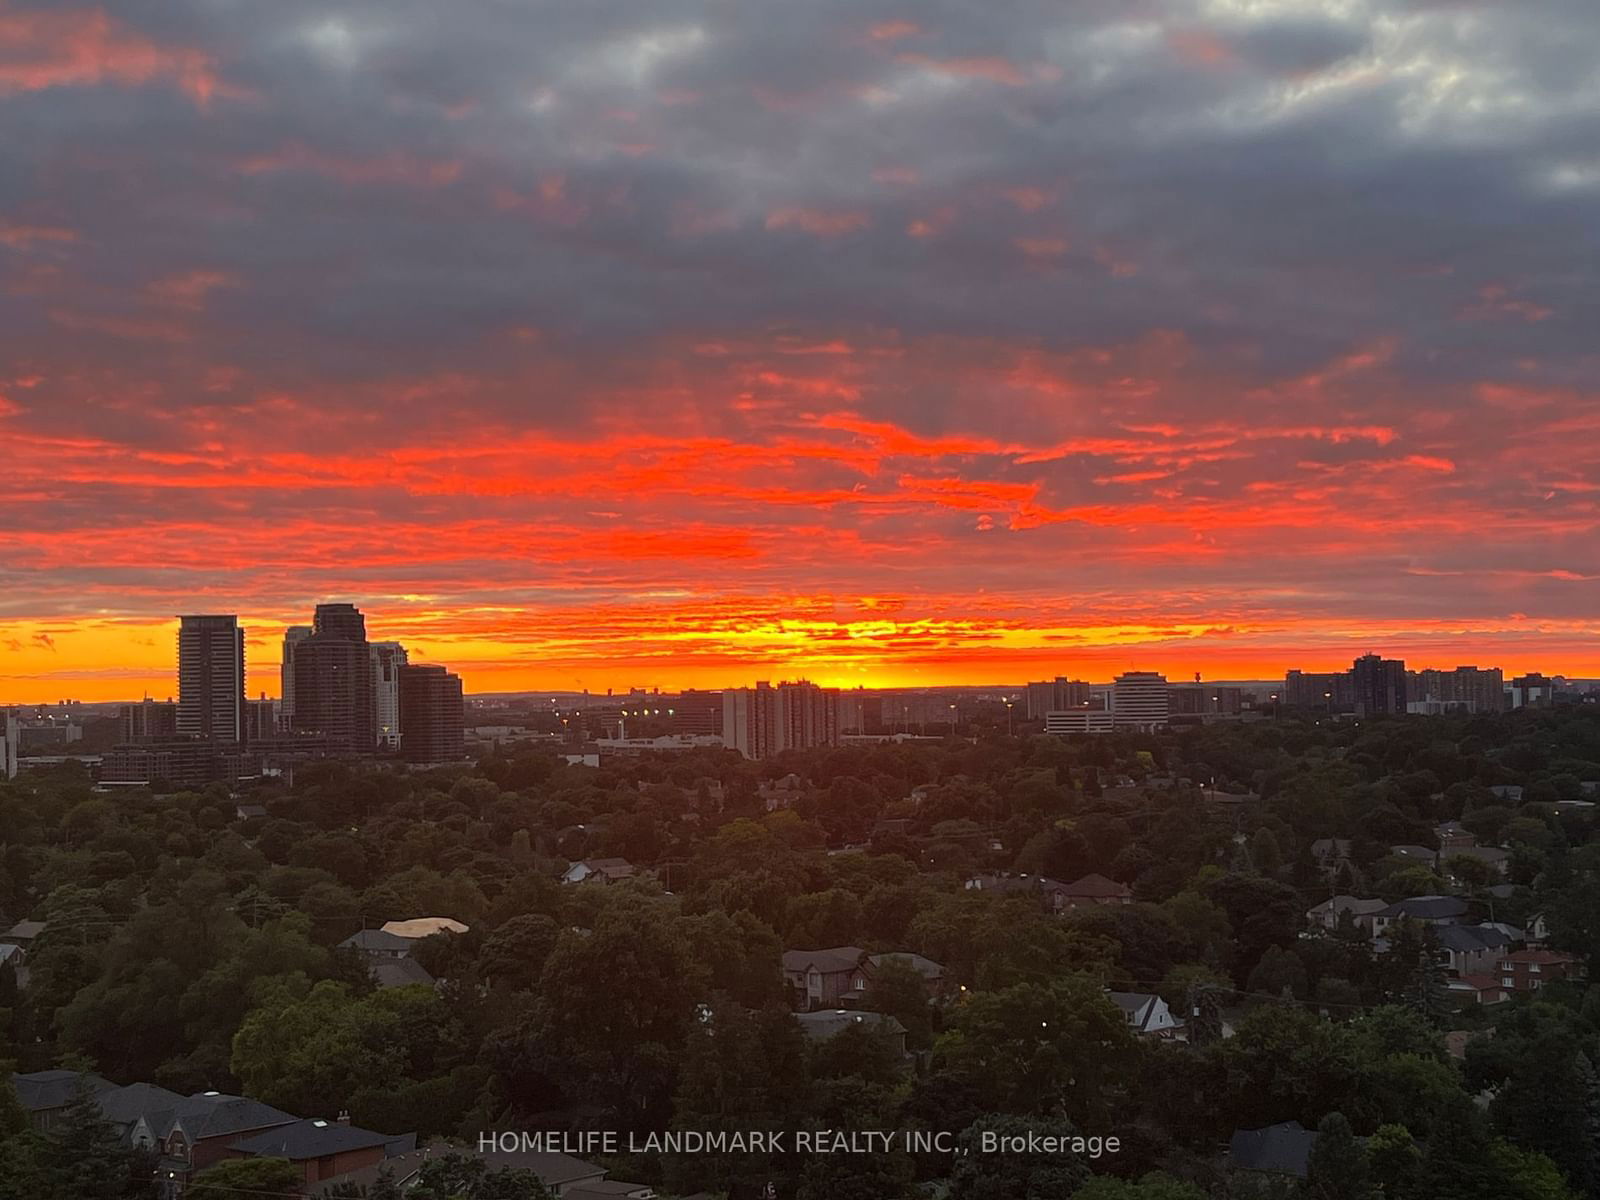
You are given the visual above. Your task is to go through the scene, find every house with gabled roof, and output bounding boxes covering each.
[1107,991,1181,1037]
[9,1069,114,1131]
[783,946,869,1009]
[561,857,638,885]
[1060,873,1133,907]
[125,1090,301,1181]
[1371,895,1469,938]
[1306,895,1386,933]
[225,1116,416,1188]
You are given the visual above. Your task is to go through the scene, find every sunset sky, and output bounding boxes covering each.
[2,0,1598,703]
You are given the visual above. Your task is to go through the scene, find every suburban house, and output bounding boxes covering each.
[1227,1121,1319,1180]
[561,857,638,885]
[10,1069,114,1131]
[1436,924,1517,975]
[127,1091,304,1182]
[1488,785,1523,803]
[1305,895,1387,933]
[370,956,438,990]
[339,929,415,959]
[1371,895,1468,938]
[1107,991,1181,1037]
[1527,913,1551,945]
[1,919,46,949]
[1390,844,1440,866]
[1499,950,1582,993]
[224,1117,415,1188]
[965,872,1073,912]
[1447,975,1509,1006]
[1435,821,1477,853]
[782,947,949,1008]
[10,1070,419,1197]
[783,946,870,1008]
[339,919,460,989]
[0,941,24,983]
[1060,873,1134,908]
[792,1009,908,1056]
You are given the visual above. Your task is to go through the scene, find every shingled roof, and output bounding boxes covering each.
[230,1117,400,1160]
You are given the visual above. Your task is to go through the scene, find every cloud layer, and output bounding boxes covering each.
[2,0,1597,698]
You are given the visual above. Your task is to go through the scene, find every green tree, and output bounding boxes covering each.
[1071,1174,1207,1200]
[1366,1123,1420,1200]
[187,1158,302,1200]
[934,976,1133,1126]
[407,1153,554,1199]
[863,955,935,1050]
[1306,1112,1372,1200]
[945,1115,1089,1200]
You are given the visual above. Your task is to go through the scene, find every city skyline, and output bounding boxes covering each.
[0,608,1583,706]
[3,1,1599,702]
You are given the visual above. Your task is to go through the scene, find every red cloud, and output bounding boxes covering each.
[0,5,229,105]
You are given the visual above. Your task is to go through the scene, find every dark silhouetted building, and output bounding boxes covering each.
[670,689,724,736]
[1410,666,1503,713]
[177,615,244,742]
[398,664,464,764]
[292,604,375,753]
[1283,669,1354,711]
[101,738,251,789]
[279,625,311,730]
[371,642,408,749]
[1025,677,1092,719]
[120,699,178,742]
[722,680,839,760]
[1352,654,1407,716]
[244,697,279,742]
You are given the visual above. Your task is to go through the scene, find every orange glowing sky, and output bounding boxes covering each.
[2,1,1598,703]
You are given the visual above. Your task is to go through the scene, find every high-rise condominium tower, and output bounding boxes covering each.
[177,615,245,742]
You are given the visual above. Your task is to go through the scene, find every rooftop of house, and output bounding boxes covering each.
[2,919,46,942]
[1378,895,1469,919]
[229,1117,407,1161]
[1308,895,1387,915]
[10,1069,114,1112]
[792,1009,907,1042]
[564,1182,656,1200]
[371,956,437,990]
[96,1082,187,1127]
[1062,873,1132,898]
[966,872,1068,894]
[1505,949,1579,965]
[379,917,469,939]
[1229,1121,1318,1178]
[1106,991,1174,1033]
[340,929,415,954]
[782,946,866,975]
[1390,844,1438,861]
[1436,925,1513,953]
[157,1092,300,1141]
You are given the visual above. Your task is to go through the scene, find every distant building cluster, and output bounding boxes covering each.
[722,679,841,760]
[98,605,465,788]
[1285,657,1563,716]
